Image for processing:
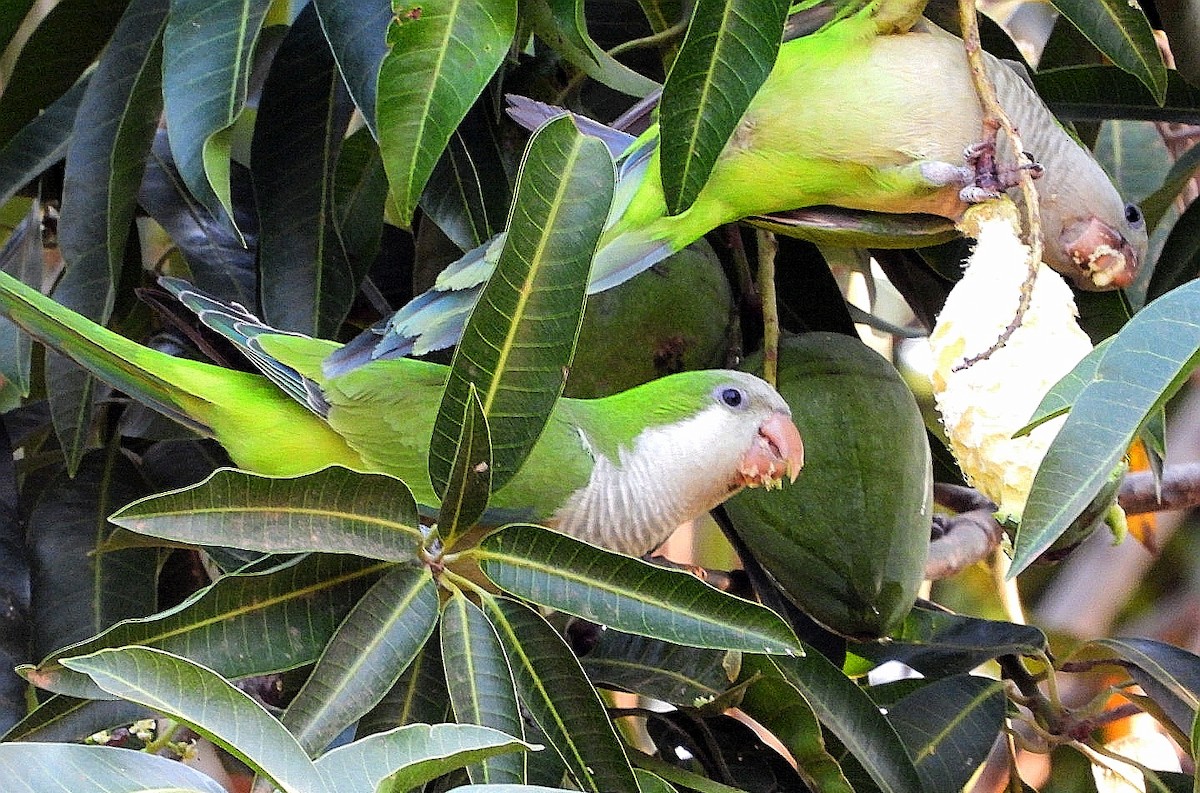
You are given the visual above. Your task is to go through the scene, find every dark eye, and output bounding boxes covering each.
[1125,203,1144,227]
[720,387,744,407]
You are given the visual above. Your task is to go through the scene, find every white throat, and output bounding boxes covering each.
[551,405,750,555]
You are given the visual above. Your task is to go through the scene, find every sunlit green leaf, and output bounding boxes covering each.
[1048,0,1165,101]
[0,742,227,793]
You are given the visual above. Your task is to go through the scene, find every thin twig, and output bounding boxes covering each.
[756,229,780,386]
[954,0,1043,370]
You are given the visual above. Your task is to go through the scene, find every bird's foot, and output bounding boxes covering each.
[959,140,1044,203]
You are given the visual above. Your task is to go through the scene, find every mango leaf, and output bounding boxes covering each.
[23,554,387,700]
[62,647,321,793]
[0,77,87,209]
[0,0,127,148]
[885,675,1006,792]
[482,595,639,793]
[377,0,516,226]
[0,695,146,743]
[1048,0,1165,102]
[51,0,167,474]
[858,606,1047,676]
[313,723,535,793]
[429,116,614,494]
[1088,637,1200,736]
[579,629,734,706]
[475,524,802,655]
[1148,197,1200,303]
[0,742,227,793]
[523,0,660,97]
[109,466,423,559]
[1018,338,1114,435]
[312,0,391,135]
[0,203,43,394]
[253,2,355,337]
[282,564,439,756]
[162,0,271,226]
[753,653,923,793]
[438,384,492,547]
[738,660,854,793]
[1034,66,1200,123]
[357,640,450,737]
[1012,279,1200,574]
[659,0,788,214]
[441,591,525,784]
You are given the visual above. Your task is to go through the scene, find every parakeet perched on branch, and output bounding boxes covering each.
[325,12,1146,372]
[0,270,801,557]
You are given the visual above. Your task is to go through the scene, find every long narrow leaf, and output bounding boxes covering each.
[1049,0,1166,101]
[438,384,492,546]
[429,116,614,493]
[0,742,226,793]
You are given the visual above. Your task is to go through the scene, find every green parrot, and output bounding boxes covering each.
[0,270,802,557]
[326,14,1146,372]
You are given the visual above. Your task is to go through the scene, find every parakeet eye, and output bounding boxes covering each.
[1124,203,1144,228]
[719,387,745,408]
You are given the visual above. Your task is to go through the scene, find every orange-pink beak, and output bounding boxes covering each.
[737,411,804,489]
[1061,217,1139,290]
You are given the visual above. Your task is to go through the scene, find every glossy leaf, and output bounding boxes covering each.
[755,653,924,793]
[313,723,535,792]
[483,596,639,793]
[51,0,167,474]
[438,384,492,546]
[442,591,524,784]
[579,629,734,706]
[0,0,127,148]
[0,695,147,744]
[0,203,43,394]
[659,0,787,214]
[429,116,613,493]
[523,0,659,97]
[1034,66,1200,123]
[63,647,319,793]
[858,606,1048,676]
[282,563,439,755]
[0,742,226,793]
[109,466,423,559]
[1048,0,1165,101]
[376,0,516,226]
[253,2,355,337]
[357,640,450,737]
[24,554,387,700]
[476,524,802,655]
[886,675,1006,792]
[1013,279,1200,573]
[162,0,271,225]
[312,0,392,136]
[0,77,87,209]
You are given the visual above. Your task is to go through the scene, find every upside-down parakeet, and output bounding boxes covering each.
[0,270,802,556]
[325,13,1146,371]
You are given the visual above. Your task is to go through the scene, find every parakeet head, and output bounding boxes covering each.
[1036,157,1148,292]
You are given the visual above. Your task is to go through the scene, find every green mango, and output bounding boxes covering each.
[566,241,733,398]
[726,332,932,638]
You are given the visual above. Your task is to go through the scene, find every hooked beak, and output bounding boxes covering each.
[1061,217,1139,290]
[737,411,804,489]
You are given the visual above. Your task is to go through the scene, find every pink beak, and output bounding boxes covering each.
[737,411,804,489]
[1061,217,1139,290]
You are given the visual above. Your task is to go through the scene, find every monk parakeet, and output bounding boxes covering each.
[325,16,1147,372]
[0,270,802,556]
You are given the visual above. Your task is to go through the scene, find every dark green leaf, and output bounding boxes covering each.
[377,0,516,226]
[0,1,34,51]
[524,0,660,97]
[887,675,1006,792]
[0,742,227,793]
[357,639,449,738]
[0,0,127,148]
[430,116,613,493]
[0,203,43,394]
[441,591,524,784]
[437,384,491,545]
[476,524,802,654]
[0,77,87,209]
[1048,0,1165,101]
[330,126,389,302]
[752,653,922,793]
[161,0,271,224]
[1,695,147,743]
[109,466,422,559]
[1034,66,1200,123]
[1089,637,1200,736]
[282,563,439,756]
[312,0,392,136]
[1013,280,1200,573]
[1148,197,1200,303]
[659,0,788,213]
[62,646,320,793]
[253,2,355,337]
[484,596,639,793]
[858,606,1047,676]
[579,629,734,706]
[24,554,386,700]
